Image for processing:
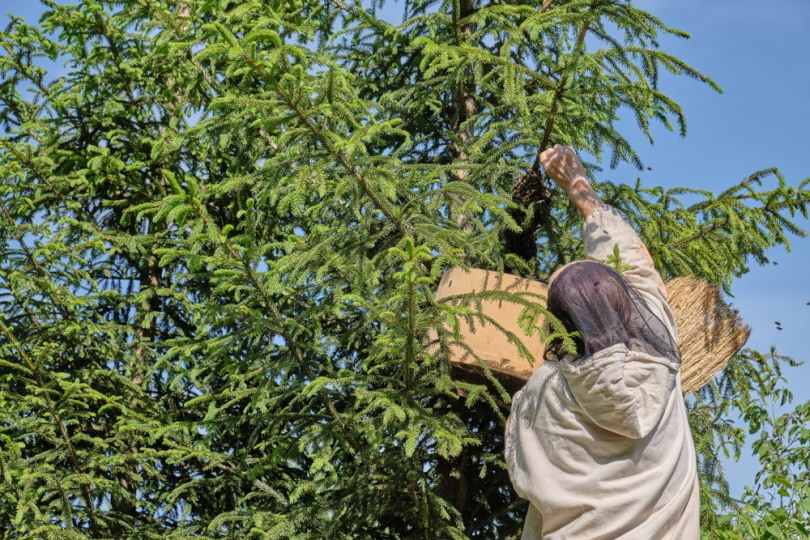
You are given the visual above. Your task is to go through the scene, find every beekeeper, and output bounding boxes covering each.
[504,145,700,539]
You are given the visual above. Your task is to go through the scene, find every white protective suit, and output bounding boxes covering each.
[504,204,700,539]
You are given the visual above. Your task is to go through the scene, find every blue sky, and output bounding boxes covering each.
[625,0,810,497]
[5,0,809,500]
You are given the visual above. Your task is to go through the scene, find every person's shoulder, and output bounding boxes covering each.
[519,361,562,396]
[561,344,628,375]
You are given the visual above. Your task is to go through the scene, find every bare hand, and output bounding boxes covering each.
[539,144,588,193]
[539,145,601,218]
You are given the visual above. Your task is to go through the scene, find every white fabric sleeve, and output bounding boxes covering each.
[582,203,678,338]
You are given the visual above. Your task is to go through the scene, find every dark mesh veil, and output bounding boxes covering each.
[545,261,680,363]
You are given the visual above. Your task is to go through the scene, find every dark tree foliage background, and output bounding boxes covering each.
[0,0,808,538]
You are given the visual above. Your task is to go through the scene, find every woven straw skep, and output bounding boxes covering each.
[666,276,751,394]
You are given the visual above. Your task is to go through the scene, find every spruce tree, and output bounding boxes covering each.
[0,0,807,537]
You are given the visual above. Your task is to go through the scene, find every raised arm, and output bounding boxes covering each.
[540,145,669,302]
